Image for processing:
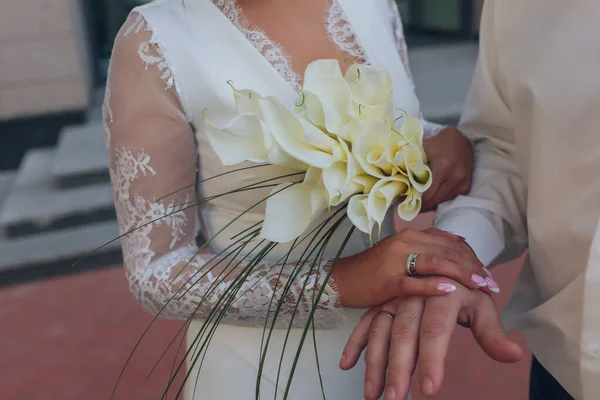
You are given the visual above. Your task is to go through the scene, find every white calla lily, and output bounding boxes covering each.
[399,114,424,145]
[353,121,395,177]
[322,138,363,206]
[261,167,328,243]
[299,60,352,134]
[352,174,378,194]
[230,82,264,116]
[345,64,394,122]
[347,194,374,235]
[258,96,338,169]
[397,188,422,221]
[367,175,411,230]
[203,112,270,166]
[393,144,433,193]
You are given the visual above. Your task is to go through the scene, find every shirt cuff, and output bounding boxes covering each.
[434,208,505,266]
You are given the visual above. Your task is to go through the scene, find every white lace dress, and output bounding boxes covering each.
[104,0,443,398]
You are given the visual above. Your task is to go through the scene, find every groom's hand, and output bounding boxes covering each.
[422,128,474,211]
[339,283,523,400]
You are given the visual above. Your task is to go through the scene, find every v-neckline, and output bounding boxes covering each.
[207,0,373,94]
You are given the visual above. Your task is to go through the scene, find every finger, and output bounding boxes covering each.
[403,249,487,291]
[409,236,490,291]
[364,306,396,400]
[384,297,425,400]
[418,291,462,397]
[340,308,378,370]
[470,295,524,363]
[385,276,458,299]
[423,231,499,293]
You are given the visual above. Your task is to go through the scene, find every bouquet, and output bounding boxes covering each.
[204,60,432,243]
[111,59,433,399]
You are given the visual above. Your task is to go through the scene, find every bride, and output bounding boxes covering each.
[103,0,486,399]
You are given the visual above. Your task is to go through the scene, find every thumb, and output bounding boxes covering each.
[471,299,524,363]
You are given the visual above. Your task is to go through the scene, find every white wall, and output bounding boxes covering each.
[0,0,91,120]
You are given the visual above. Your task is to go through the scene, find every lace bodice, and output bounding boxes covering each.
[104,0,442,328]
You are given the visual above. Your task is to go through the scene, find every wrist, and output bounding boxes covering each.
[328,257,352,307]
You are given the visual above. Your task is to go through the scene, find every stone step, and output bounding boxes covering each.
[0,220,120,273]
[0,171,16,238]
[0,170,16,203]
[0,148,115,238]
[409,43,478,123]
[52,122,110,188]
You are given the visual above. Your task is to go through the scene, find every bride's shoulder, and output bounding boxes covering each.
[128,0,190,28]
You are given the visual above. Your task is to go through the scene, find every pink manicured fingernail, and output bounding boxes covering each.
[483,267,494,279]
[365,381,375,397]
[422,377,435,396]
[486,277,501,293]
[339,353,347,366]
[385,386,397,400]
[472,274,488,287]
[436,283,457,293]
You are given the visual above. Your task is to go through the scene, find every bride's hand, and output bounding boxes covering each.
[330,229,488,309]
[421,127,474,211]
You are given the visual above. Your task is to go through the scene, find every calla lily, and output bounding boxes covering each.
[299,60,352,134]
[347,194,374,235]
[322,138,363,206]
[353,121,395,177]
[367,175,411,230]
[397,188,422,221]
[345,64,394,122]
[203,112,270,166]
[230,83,264,116]
[258,96,339,169]
[399,114,424,145]
[393,144,433,193]
[261,167,328,242]
[352,174,378,194]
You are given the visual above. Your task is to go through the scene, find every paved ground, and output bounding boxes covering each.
[0,213,530,400]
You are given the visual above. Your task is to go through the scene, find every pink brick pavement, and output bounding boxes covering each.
[0,212,530,399]
[0,259,529,400]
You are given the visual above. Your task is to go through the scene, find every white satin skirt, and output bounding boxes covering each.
[183,309,410,399]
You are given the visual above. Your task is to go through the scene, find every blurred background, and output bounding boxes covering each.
[0,0,529,399]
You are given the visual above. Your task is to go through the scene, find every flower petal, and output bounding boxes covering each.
[353,121,395,178]
[258,96,335,169]
[399,116,424,145]
[402,145,433,192]
[261,168,327,242]
[203,112,269,166]
[397,189,422,221]
[345,64,394,122]
[347,194,374,235]
[301,60,352,134]
[367,176,410,228]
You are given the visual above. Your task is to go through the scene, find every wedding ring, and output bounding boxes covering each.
[377,310,395,321]
[406,253,419,277]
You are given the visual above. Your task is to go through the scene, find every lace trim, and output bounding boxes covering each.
[325,1,367,64]
[387,0,412,80]
[212,0,303,92]
[212,0,371,92]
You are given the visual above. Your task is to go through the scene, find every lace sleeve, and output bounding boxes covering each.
[103,13,343,328]
[386,0,446,138]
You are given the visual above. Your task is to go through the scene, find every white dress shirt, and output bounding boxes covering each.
[434,1,600,398]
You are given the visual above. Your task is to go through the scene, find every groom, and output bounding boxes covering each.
[344,0,600,399]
